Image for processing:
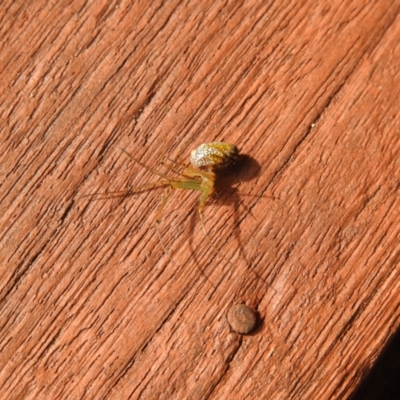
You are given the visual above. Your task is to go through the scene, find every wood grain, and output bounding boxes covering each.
[1,1,399,399]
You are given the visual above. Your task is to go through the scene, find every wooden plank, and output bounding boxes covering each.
[1,0,399,399]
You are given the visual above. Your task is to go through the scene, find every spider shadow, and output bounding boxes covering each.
[186,154,262,291]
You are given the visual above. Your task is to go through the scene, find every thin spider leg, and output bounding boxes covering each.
[175,153,187,165]
[198,187,212,235]
[160,157,204,178]
[159,159,185,176]
[159,161,207,184]
[196,186,238,269]
[83,181,171,200]
[171,138,190,164]
[120,148,173,181]
[156,154,205,181]
[166,157,186,167]
[162,159,215,181]
[155,186,172,255]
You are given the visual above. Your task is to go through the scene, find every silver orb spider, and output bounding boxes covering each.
[86,142,240,255]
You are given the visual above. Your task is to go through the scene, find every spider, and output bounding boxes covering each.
[85,142,240,255]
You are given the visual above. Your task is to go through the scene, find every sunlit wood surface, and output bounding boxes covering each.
[1,1,399,399]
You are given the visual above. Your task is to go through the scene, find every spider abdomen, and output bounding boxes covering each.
[190,142,239,170]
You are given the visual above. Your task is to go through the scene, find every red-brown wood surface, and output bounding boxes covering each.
[1,1,399,399]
